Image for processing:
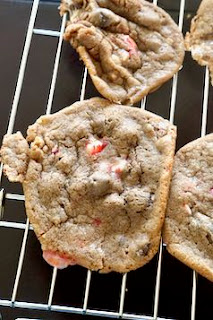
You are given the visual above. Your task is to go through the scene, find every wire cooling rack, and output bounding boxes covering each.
[0,0,212,320]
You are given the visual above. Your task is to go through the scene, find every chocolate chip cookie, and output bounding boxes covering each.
[185,0,213,85]
[1,98,176,272]
[164,134,213,282]
[60,0,184,104]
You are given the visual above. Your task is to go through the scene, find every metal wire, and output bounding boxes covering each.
[46,13,67,115]
[0,221,32,230]
[0,0,39,307]
[0,189,4,218]
[5,193,25,201]
[33,29,60,37]
[0,0,40,182]
[0,299,173,320]
[153,239,163,320]
[190,67,210,320]
[11,219,30,303]
[6,0,40,136]
[48,267,58,308]
[83,270,92,312]
[169,0,185,124]
[152,1,186,318]
[119,273,127,317]
[140,0,158,110]
[201,67,210,138]
[191,271,197,320]
[45,11,68,308]
[80,68,88,102]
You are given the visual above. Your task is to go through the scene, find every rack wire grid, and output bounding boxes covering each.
[0,0,212,320]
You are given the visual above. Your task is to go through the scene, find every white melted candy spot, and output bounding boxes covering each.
[99,161,110,172]
[184,204,192,215]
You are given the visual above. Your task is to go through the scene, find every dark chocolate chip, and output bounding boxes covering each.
[206,232,213,244]
[137,243,151,256]
[147,192,155,207]
[99,12,109,28]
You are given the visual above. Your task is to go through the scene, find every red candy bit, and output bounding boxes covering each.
[43,250,76,269]
[51,145,59,155]
[93,218,102,227]
[86,138,107,155]
[210,188,213,195]
[111,159,127,177]
[123,35,137,56]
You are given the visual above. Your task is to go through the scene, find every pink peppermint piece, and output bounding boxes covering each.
[184,204,192,215]
[111,159,127,177]
[123,35,138,56]
[86,138,107,155]
[51,145,59,155]
[210,188,213,195]
[43,250,76,269]
[93,218,102,227]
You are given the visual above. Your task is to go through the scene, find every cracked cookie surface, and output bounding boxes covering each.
[185,0,213,85]
[164,134,213,282]
[1,97,176,272]
[61,0,184,104]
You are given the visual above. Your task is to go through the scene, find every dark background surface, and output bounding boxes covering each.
[0,0,213,320]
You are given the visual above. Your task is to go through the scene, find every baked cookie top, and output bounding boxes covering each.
[164,134,213,282]
[185,0,213,85]
[61,0,184,104]
[1,98,176,272]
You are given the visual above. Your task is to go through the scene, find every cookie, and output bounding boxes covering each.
[185,0,213,85]
[60,0,184,104]
[1,97,176,272]
[164,134,213,282]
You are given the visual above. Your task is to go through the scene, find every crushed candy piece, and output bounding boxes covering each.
[210,188,213,195]
[123,35,138,56]
[51,145,59,155]
[86,138,107,155]
[184,204,192,215]
[111,159,127,176]
[43,250,76,269]
[98,158,128,178]
[93,218,102,226]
